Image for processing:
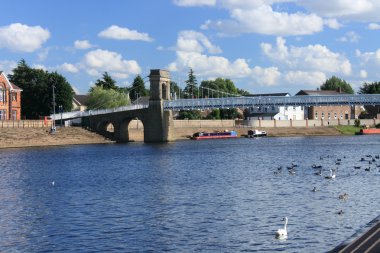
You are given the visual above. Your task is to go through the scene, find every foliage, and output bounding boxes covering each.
[358,82,380,94]
[183,68,198,98]
[93,72,118,90]
[86,86,130,110]
[170,81,181,99]
[335,125,362,135]
[200,78,241,98]
[177,110,201,120]
[129,75,149,101]
[354,118,361,127]
[320,76,354,94]
[8,59,74,119]
[358,82,380,118]
[376,123,380,129]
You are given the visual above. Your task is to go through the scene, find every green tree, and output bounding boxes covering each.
[177,110,201,119]
[184,68,198,98]
[8,59,74,119]
[170,81,181,99]
[129,75,149,101]
[358,82,380,118]
[320,76,354,94]
[86,86,130,110]
[93,72,118,90]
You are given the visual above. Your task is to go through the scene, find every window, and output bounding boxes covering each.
[12,93,17,101]
[315,112,318,119]
[12,110,17,120]
[0,88,3,102]
[334,112,337,119]
[328,112,331,119]
[321,112,324,119]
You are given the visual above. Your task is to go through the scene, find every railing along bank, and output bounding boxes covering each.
[0,120,53,128]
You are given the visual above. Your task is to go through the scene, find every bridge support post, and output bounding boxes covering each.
[144,69,175,142]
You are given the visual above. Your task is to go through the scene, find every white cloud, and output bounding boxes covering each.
[173,0,216,6]
[251,66,281,86]
[285,71,327,87]
[32,64,47,71]
[338,31,360,42]
[177,30,222,54]
[202,4,324,36]
[74,40,94,50]
[98,25,153,42]
[324,19,343,29]
[299,0,380,22]
[368,23,380,29]
[81,49,141,78]
[58,63,79,73]
[0,60,17,74]
[0,23,50,52]
[360,69,368,78]
[261,37,352,75]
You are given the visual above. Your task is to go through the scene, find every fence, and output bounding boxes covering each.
[0,120,53,128]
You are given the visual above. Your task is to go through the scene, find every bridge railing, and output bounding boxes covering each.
[51,104,149,120]
[164,95,380,110]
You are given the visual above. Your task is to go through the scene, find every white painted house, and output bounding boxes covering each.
[245,93,305,120]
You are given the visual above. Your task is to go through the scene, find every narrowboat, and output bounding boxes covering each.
[247,129,267,138]
[191,130,238,140]
[356,128,380,135]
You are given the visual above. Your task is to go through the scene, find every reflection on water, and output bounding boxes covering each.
[0,135,379,252]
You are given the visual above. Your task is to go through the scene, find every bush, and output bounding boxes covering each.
[376,123,380,129]
[354,118,361,127]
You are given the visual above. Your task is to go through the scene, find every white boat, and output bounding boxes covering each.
[247,129,267,138]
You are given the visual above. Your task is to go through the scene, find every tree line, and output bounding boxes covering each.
[7,59,380,119]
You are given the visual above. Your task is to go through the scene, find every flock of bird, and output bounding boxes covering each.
[273,153,380,239]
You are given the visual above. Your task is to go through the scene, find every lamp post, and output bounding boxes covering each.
[51,82,56,133]
[59,105,63,127]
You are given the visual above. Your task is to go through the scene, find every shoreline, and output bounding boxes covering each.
[0,126,344,149]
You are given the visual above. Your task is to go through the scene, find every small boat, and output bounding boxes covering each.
[247,129,267,138]
[190,130,238,140]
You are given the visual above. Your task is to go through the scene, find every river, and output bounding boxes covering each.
[0,135,379,252]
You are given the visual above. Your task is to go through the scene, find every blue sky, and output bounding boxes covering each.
[1,0,380,95]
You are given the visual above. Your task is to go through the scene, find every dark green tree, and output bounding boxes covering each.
[320,76,354,94]
[129,75,149,101]
[8,59,74,119]
[177,110,202,119]
[184,68,198,98]
[94,72,118,90]
[358,82,380,118]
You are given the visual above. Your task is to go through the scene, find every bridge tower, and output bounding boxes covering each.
[144,69,175,142]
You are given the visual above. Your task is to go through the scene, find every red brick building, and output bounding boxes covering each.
[0,71,22,120]
[296,89,362,120]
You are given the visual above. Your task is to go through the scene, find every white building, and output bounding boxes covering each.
[245,93,305,120]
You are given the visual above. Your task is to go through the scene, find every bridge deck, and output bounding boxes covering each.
[52,94,380,120]
[331,215,380,253]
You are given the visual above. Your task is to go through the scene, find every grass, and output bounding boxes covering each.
[334,125,362,135]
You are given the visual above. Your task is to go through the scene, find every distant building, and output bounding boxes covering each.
[295,89,363,120]
[245,93,305,120]
[0,71,22,120]
[72,95,88,111]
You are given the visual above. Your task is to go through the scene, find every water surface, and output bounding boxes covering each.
[0,135,379,252]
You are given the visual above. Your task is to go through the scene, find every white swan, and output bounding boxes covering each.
[325,169,336,179]
[275,217,288,238]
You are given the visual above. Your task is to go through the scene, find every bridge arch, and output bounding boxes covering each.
[96,120,116,140]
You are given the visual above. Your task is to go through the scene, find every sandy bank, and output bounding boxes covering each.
[0,126,342,149]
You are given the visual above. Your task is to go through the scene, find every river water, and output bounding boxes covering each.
[0,135,379,252]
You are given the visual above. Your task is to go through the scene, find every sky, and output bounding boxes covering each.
[1,0,380,95]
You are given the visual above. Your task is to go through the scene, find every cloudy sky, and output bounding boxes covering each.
[1,0,380,95]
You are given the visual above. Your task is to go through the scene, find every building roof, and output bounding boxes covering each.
[244,93,290,97]
[0,71,23,91]
[296,90,348,96]
[73,94,88,106]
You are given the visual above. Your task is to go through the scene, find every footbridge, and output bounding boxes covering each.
[52,69,380,142]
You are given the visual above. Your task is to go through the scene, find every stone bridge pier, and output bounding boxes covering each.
[82,69,175,143]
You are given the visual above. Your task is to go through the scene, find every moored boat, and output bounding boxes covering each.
[356,128,380,135]
[191,130,238,140]
[247,129,267,138]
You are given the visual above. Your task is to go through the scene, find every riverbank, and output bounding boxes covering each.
[0,126,343,149]
[0,127,113,149]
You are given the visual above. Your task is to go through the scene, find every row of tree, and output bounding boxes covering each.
[7,60,380,119]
